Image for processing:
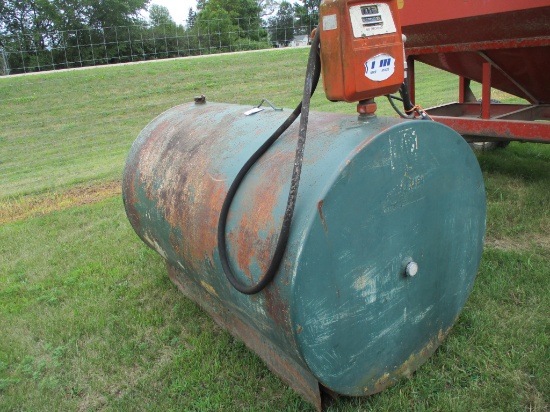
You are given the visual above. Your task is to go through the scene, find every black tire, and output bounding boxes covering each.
[469,140,510,151]
[467,99,510,151]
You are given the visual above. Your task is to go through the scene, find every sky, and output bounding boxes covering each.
[147,0,284,24]
[148,0,198,24]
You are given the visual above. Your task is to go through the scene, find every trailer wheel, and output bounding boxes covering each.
[469,140,510,151]
[467,99,510,151]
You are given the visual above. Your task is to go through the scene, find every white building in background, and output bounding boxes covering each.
[289,35,309,47]
[272,34,310,48]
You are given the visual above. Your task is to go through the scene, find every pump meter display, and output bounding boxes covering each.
[362,5,378,14]
[349,3,397,37]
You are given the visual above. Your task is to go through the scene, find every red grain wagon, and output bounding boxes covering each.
[400,0,550,143]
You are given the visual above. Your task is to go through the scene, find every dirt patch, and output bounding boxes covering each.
[0,180,121,225]
[485,234,550,253]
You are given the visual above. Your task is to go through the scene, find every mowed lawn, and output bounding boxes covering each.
[0,48,548,411]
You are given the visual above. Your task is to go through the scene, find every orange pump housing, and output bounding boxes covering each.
[319,0,404,102]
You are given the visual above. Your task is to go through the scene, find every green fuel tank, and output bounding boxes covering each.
[122,101,486,410]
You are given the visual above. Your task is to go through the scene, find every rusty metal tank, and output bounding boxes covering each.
[122,101,486,410]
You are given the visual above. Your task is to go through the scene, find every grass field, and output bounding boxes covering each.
[1,48,548,411]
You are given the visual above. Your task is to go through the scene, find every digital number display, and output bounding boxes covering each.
[361,5,379,15]
[349,3,396,38]
[362,15,382,23]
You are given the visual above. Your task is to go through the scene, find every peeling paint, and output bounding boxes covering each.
[200,280,219,297]
[411,305,434,324]
[143,232,168,259]
[317,200,329,235]
[352,269,377,304]
[369,326,453,395]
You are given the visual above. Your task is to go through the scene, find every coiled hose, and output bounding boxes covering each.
[217,29,321,295]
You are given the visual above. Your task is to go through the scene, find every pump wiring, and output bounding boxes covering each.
[387,80,431,120]
[217,29,322,295]
[387,93,414,119]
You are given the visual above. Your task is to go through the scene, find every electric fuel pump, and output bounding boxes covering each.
[319,0,404,103]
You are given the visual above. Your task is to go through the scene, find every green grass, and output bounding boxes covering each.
[0,48,522,200]
[0,198,308,410]
[0,48,548,411]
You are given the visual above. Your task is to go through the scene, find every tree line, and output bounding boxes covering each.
[0,0,320,74]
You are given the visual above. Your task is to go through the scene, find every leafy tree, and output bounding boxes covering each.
[0,1,51,43]
[186,7,197,28]
[183,0,271,55]
[196,0,207,11]
[147,5,182,60]
[195,8,235,52]
[0,0,151,72]
[199,0,261,22]
[257,0,278,17]
[198,0,275,16]
[0,1,150,38]
[149,4,174,27]
[0,0,281,72]
[294,0,319,34]
[268,1,295,45]
[46,0,150,31]
[195,0,265,42]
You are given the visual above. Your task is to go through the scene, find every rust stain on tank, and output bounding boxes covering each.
[317,200,329,235]
[227,148,294,280]
[123,118,174,236]
[369,326,452,395]
[122,162,141,230]
[264,282,289,329]
[230,184,277,279]
[133,107,230,271]
[188,176,227,265]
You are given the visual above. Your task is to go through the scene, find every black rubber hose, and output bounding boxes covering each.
[399,79,415,113]
[400,77,432,120]
[217,29,321,295]
[387,93,413,119]
[387,76,416,119]
[388,81,431,120]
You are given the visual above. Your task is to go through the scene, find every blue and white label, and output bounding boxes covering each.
[365,53,395,81]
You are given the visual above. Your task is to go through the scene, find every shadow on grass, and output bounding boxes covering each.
[476,143,550,182]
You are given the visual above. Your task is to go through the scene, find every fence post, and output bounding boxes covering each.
[0,47,10,75]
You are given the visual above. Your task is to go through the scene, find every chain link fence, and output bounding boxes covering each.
[0,11,480,200]
[0,15,318,75]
